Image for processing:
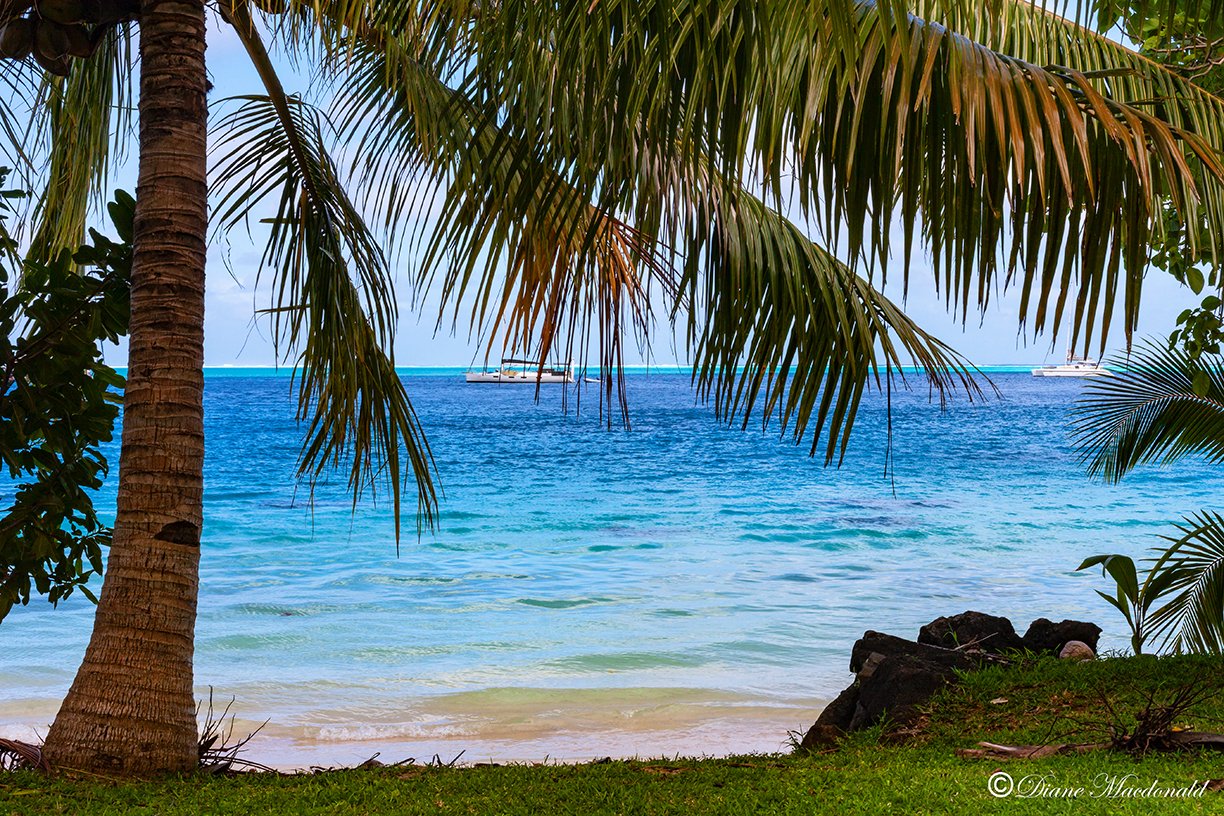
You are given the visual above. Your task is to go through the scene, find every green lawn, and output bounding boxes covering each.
[3,655,1223,815]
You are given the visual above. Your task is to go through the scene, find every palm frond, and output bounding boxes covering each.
[0,62,41,177]
[456,0,1224,360]
[211,54,437,534]
[1073,340,1224,482]
[1147,511,1224,654]
[758,0,1224,355]
[923,0,1224,244]
[324,36,474,251]
[688,187,983,462]
[251,0,478,84]
[419,122,672,422]
[327,9,986,452]
[26,26,135,261]
[326,36,672,423]
[245,0,1221,475]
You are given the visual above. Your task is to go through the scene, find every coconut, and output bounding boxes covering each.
[61,19,88,57]
[33,0,85,25]
[0,16,33,60]
[33,17,70,58]
[31,41,68,74]
[254,0,290,14]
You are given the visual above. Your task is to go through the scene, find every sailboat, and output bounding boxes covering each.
[1031,349,1111,378]
[464,358,575,384]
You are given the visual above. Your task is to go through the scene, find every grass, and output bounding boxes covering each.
[3,655,1223,815]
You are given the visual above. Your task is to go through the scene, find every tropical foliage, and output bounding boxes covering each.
[2,1,1224,514]
[1076,553,1173,654]
[1072,5,1224,656]
[1150,513,1224,653]
[0,0,1223,774]
[403,0,1224,401]
[2,1,435,536]
[0,169,130,622]
[1077,517,1224,655]
[1075,342,1224,653]
[1105,0,1224,360]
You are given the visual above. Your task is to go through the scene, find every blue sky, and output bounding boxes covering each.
[73,14,1204,368]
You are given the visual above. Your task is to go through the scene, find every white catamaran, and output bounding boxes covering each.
[464,358,576,384]
[1031,350,1111,378]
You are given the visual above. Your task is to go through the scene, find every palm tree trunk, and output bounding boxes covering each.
[42,0,208,776]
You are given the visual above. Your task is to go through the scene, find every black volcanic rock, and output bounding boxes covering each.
[841,630,1009,731]
[1022,618,1102,654]
[850,630,977,674]
[918,611,1026,652]
[850,651,961,730]
[799,684,860,749]
[799,614,1096,749]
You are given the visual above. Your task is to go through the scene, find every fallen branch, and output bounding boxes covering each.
[957,732,1224,760]
[0,738,48,772]
[956,741,1105,760]
[1169,731,1224,750]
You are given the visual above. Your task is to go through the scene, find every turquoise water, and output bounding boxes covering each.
[0,371,1218,764]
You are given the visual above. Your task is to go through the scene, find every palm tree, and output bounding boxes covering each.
[1,0,1222,774]
[2,0,433,774]
[40,0,209,772]
[1075,341,1224,654]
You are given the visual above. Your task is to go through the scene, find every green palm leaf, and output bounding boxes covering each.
[1073,340,1224,482]
[327,36,672,424]
[0,27,135,260]
[455,0,1224,359]
[687,189,983,462]
[417,126,669,416]
[27,26,135,261]
[326,27,982,455]
[1147,512,1224,654]
[211,85,437,534]
[764,2,1224,354]
[216,2,440,534]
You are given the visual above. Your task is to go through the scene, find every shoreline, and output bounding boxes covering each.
[0,686,826,771]
[11,655,1224,816]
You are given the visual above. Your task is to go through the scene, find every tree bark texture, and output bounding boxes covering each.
[43,0,208,776]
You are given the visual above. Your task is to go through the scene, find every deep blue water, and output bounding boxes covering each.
[1,371,1218,763]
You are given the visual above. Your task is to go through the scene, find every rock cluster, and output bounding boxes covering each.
[798,611,1101,751]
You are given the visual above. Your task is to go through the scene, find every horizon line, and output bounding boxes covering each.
[111,363,1065,372]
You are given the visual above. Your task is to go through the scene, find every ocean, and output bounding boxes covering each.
[0,369,1217,766]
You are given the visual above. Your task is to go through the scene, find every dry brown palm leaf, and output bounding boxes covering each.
[0,737,49,772]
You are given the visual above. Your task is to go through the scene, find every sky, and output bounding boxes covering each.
[41,13,1207,369]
